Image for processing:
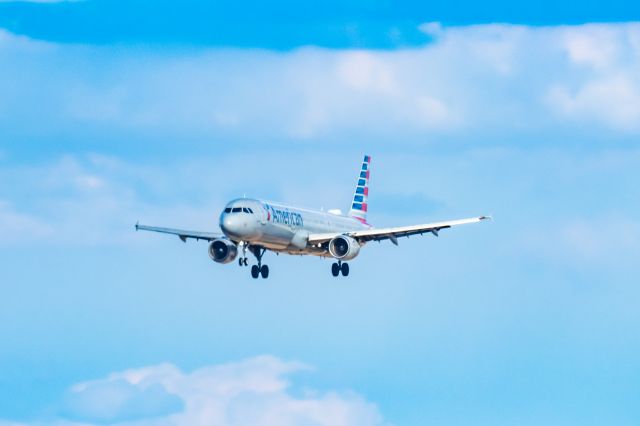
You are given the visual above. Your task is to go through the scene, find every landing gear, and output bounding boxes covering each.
[238,243,249,267]
[331,262,340,277]
[249,246,269,279]
[341,262,349,276]
[331,260,349,277]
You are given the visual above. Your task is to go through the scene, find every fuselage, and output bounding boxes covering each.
[219,198,370,255]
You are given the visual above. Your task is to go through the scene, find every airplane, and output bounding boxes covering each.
[135,155,490,278]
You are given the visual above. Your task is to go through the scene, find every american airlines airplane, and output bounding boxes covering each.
[136,155,489,278]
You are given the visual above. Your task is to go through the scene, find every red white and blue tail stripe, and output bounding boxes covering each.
[349,155,371,223]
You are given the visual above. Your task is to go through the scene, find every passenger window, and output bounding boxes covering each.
[224,207,232,213]
[232,207,242,213]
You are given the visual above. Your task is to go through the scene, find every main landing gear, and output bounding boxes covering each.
[245,246,268,279]
[331,260,349,277]
[251,264,269,279]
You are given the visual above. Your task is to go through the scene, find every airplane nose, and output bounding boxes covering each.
[220,211,261,241]
[220,214,240,236]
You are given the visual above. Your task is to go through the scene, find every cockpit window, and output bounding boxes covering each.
[226,206,254,214]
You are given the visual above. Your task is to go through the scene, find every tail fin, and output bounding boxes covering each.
[348,155,371,223]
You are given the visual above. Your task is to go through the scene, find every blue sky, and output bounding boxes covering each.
[1,1,640,425]
[0,0,639,48]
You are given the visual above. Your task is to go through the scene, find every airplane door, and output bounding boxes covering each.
[259,204,268,225]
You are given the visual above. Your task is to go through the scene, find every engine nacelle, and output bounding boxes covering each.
[208,239,238,264]
[328,235,361,260]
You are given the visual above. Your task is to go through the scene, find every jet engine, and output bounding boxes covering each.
[328,235,360,260]
[208,238,238,264]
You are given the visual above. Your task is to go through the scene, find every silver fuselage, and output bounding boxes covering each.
[219,198,369,255]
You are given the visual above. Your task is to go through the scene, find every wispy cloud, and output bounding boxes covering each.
[0,200,54,243]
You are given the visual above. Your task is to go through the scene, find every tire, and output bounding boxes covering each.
[341,262,349,277]
[260,264,269,279]
[239,257,244,266]
[331,263,340,277]
[251,265,260,279]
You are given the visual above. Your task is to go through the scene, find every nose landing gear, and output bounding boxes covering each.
[238,242,249,267]
[331,260,349,277]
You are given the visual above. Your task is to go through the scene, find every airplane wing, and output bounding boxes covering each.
[308,216,490,245]
[135,223,221,242]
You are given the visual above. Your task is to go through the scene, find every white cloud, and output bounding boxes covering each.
[546,72,640,131]
[415,95,451,127]
[2,23,640,144]
[562,24,624,69]
[0,28,52,51]
[418,21,443,37]
[2,356,385,426]
[542,23,640,130]
[336,51,397,94]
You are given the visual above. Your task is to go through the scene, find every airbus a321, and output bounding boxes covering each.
[136,155,489,278]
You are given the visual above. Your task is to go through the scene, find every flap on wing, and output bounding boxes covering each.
[135,223,221,242]
[308,216,490,244]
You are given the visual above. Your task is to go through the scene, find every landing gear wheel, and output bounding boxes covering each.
[243,257,248,266]
[251,265,260,279]
[260,264,269,279]
[239,257,246,266]
[341,262,349,277]
[331,263,340,277]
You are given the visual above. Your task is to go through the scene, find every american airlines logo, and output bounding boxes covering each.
[265,204,304,228]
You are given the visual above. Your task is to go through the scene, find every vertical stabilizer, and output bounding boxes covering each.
[348,155,371,223]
